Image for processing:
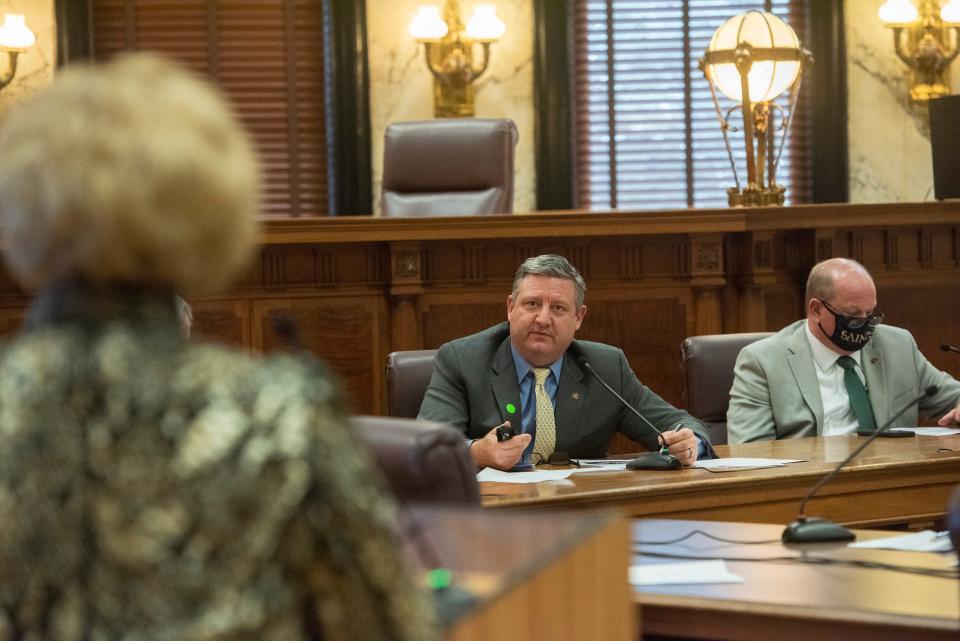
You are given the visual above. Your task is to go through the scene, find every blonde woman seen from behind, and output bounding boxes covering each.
[0,53,438,641]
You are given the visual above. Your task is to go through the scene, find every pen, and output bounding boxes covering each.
[659,421,684,455]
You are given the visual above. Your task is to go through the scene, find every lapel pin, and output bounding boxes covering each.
[571,392,581,400]
[871,357,879,364]
[505,403,516,414]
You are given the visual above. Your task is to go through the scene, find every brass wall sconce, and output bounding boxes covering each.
[700,11,811,207]
[879,0,960,101]
[408,1,505,117]
[0,13,34,90]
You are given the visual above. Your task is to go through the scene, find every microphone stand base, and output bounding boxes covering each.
[782,517,855,543]
[626,452,682,471]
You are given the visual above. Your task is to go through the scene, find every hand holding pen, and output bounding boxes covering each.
[658,420,699,466]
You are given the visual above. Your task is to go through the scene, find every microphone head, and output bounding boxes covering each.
[941,343,952,352]
[925,385,939,397]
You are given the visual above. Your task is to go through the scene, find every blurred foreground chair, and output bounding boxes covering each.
[681,332,773,445]
[353,415,479,505]
[386,349,438,418]
[381,118,518,216]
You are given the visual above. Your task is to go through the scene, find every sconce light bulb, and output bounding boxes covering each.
[466,5,506,41]
[941,0,960,24]
[0,14,34,51]
[409,5,448,41]
[705,11,802,104]
[878,0,920,25]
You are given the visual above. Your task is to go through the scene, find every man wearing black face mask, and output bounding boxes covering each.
[727,258,960,442]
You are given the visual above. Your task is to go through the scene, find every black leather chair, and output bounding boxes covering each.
[381,118,518,216]
[681,332,773,445]
[352,415,479,505]
[386,349,438,418]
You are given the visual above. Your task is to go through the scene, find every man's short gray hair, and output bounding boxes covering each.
[512,255,587,307]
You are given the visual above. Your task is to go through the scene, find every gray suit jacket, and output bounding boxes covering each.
[417,323,712,457]
[727,320,960,443]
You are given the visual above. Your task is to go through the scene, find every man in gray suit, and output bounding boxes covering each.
[418,254,713,471]
[728,257,960,443]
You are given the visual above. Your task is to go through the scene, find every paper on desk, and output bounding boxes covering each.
[890,426,960,436]
[569,463,629,473]
[693,457,804,470]
[570,459,629,473]
[630,560,744,586]
[573,458,627,467]
[848,530,954,553]
[476,467,577,483]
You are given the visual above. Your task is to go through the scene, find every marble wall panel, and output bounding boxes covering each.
[367,0,534,215]
[0,0,54,119]
[845,0,959,203]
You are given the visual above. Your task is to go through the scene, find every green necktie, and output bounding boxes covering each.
[836,356,877,431]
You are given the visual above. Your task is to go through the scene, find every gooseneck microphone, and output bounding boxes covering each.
[940,343,960,354]
[782,385,938,544]
[572,350,682,471]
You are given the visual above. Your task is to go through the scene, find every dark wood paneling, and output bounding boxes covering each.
[421,298,507,349]
[0,308,26,336]
[2,202,960,425]
[190,299,249,348]
[253,296,388,414]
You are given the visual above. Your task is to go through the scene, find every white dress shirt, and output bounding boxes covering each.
[804,323,868,436]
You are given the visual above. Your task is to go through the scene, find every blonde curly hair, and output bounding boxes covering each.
[0,53,260,295]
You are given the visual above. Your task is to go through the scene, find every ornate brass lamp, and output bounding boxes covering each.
[879,0,960,101]
[0,14,34,90]
[700,11,811,207]
[408,1,505,117]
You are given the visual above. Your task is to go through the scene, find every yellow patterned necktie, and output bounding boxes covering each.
[532,367,556,462]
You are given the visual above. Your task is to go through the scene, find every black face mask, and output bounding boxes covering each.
[817,300,881,352]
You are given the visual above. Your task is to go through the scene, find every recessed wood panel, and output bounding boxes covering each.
[190,299,250,348]
[0,307,26,336]
[253,296,388,414]
[878,284,960,379]
[421,298,507,349]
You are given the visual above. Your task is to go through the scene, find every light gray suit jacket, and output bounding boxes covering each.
[727,320,960,443]
[417,322,713,457]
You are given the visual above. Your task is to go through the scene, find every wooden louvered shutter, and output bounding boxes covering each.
[572,0,812,209]
[90,0,328,217]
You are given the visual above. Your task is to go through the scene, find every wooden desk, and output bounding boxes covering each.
[407,505,634,641]
[633,519,959,641]
[481,434,960,528]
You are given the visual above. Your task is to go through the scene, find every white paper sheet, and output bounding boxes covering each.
[630,560,744,586]
[692,457,804,469]
[476,467,577,483]
[849,530,954,553]
[569,463,629,473]
[572,458,628,467]
[890,427,960,436]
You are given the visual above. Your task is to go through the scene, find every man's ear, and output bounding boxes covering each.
[506,294,514,319]
[575,304,587,329]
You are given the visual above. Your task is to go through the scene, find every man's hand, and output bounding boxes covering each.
[470,421,531,471]
[658,427,699,466]
[937,402,960,426]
